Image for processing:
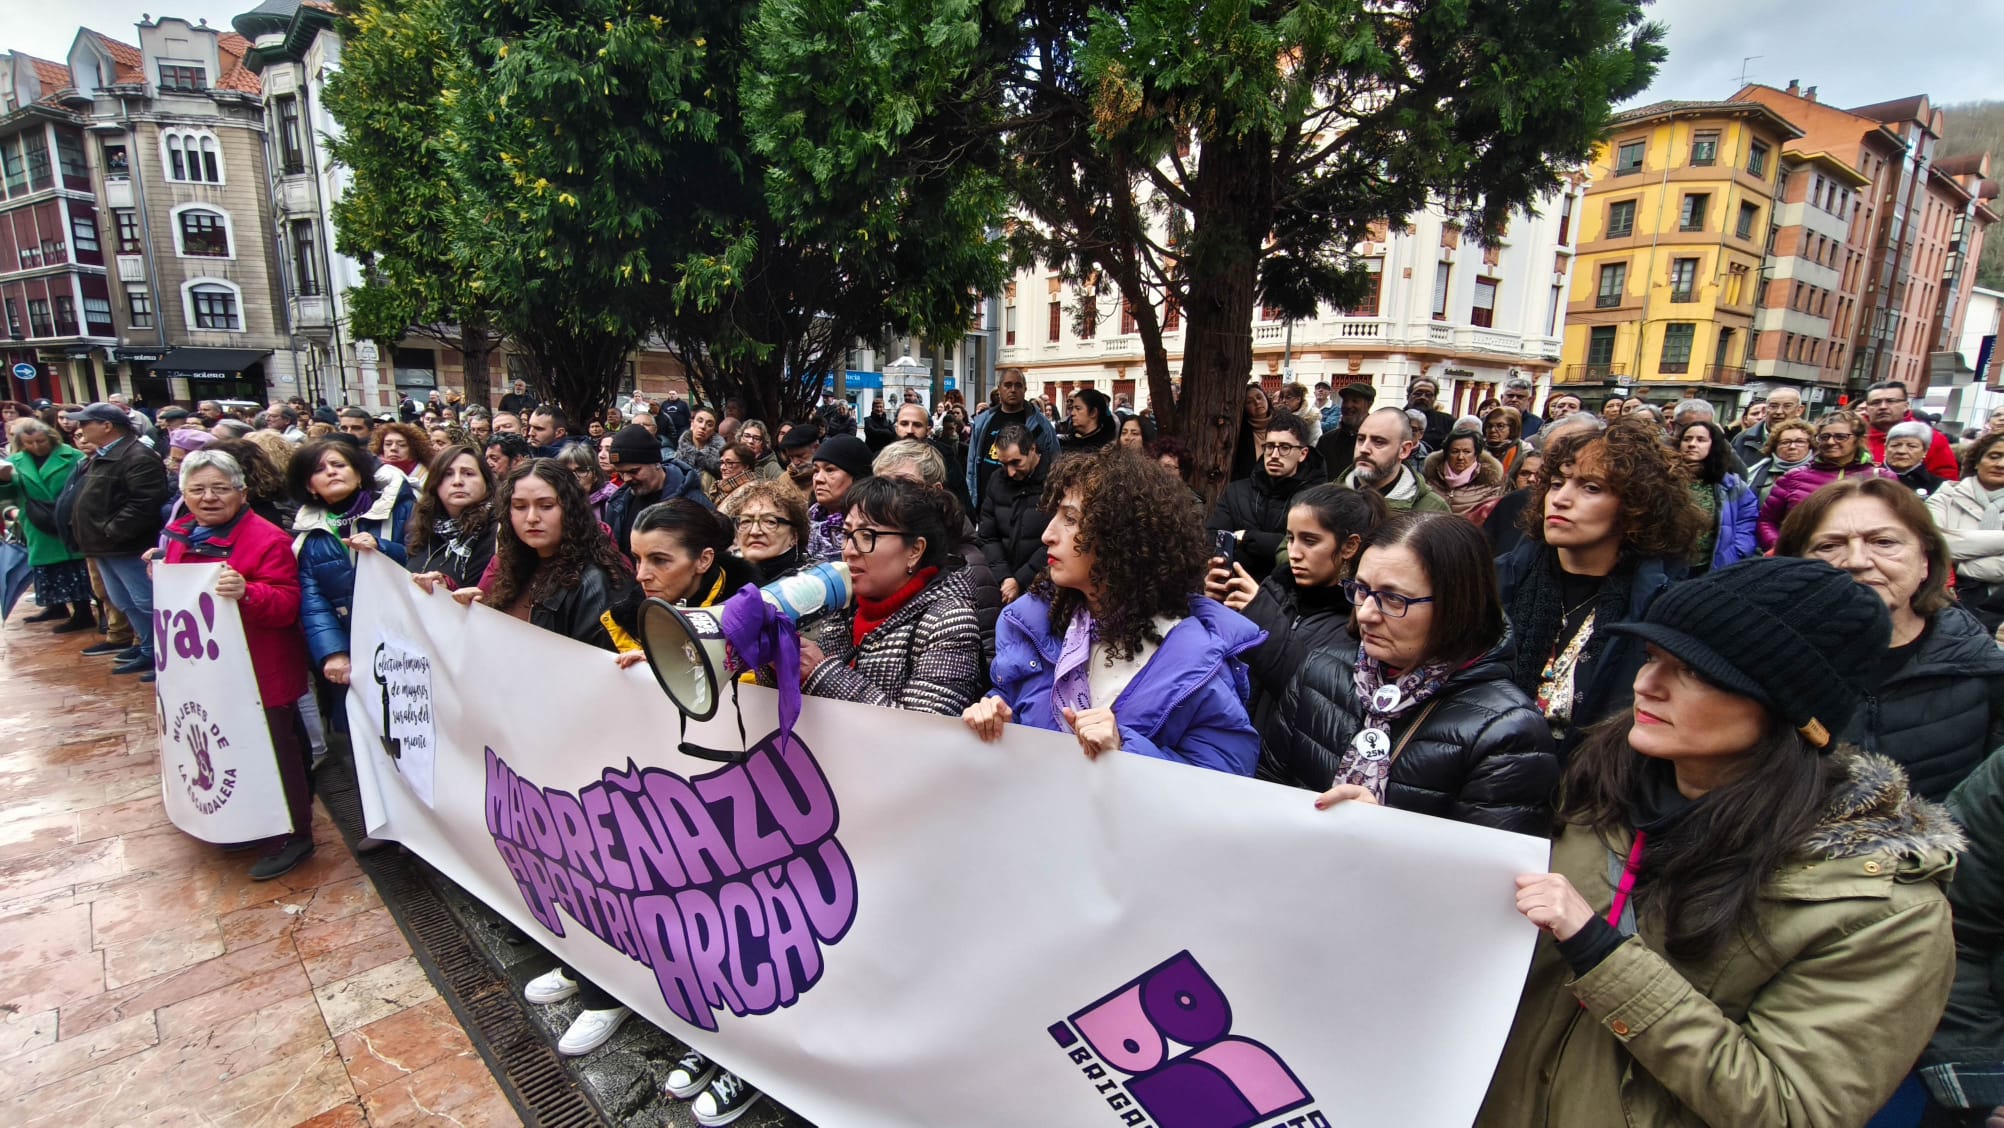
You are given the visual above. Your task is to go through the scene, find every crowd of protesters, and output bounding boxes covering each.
[7,371,2003,1128]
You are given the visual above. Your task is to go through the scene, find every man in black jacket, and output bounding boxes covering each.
[601,424,711,558]
[1208,413,1323,582]
[66,403,170,679]
[975,426,1051,603]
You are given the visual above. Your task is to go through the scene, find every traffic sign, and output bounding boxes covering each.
[10,362,34,382]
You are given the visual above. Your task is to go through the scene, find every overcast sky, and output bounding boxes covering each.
[5,0,2001,109]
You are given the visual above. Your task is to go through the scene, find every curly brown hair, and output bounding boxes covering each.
[1036,448,1210,662]
[1519,417,1706,558]
[483,460,629,612]
[371,422,435,468]
[1763,418,1815,457]
[207,438,286,506]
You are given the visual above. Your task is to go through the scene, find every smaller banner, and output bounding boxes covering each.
[152,563,292,843]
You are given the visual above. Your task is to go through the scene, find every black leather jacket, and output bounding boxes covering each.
[1261,645,1559,835]
[530,564,634,652]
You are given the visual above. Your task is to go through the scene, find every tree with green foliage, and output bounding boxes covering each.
[324,0,501,410]
[750,0,1663,498]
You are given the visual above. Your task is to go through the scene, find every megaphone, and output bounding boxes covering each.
[638,562,853,720]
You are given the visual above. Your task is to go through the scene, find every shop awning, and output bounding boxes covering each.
[147,347,271,380]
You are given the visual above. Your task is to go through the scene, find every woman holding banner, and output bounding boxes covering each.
[405,444,497,593]
[964,448,1262,775]
[163,450,317,880]
[290,439,414,689]
[1472,559,1960,1128]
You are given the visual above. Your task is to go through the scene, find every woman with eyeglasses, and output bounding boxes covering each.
[723,479,810,579]
[550,442,614,522]
[1744,417,1815,505]
[1263,512,1558,831]
[736,421,786,483]
[1756,410,1896,550]
[702,441,759,508]
[965,449,1263,775]
[795,475,986,714]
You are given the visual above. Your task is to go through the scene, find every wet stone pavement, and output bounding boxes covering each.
[0,602,813,1128]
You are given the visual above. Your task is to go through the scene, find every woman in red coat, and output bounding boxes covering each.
[162,449,317,880]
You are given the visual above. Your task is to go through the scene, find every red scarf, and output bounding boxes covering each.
[852,566,939,649]
[386,457,419,477]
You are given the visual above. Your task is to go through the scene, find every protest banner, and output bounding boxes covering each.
[152,562,293,844]
[347,552,1548,1127]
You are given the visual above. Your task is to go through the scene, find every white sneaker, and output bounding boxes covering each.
[556,1006,630,1055]
[692,1070,762,1126]
[663,1047,718,1098]
[524,967,578,1005]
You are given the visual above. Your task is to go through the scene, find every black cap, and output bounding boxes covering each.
[777,424,822,452]
[608,424,661,465]
[65,402,131,427]
[1604,557,1890,748]
[811,434,874,481]
[1340,382,1376,403]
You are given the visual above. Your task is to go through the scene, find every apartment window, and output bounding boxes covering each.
[1078,293,1097,339]
[1047,301,1060,342]
[70,214,99,254]
[26,298,51,337]
[1557,194,1574,246]
[1607,199,1637,238]
[1669,258,1698,302]
[1431,263,1452,321]
[1748,141,1770,179]
[1348,258,1384,317]
[1162,296,1180,332]
[54,132,87,185]
[1587,326,1617,370]
[1596,262,1627,307]
[52,296,77,336]
[1756,278,1771,307]
[177,208,231,257]
[1003,304,1016,346]
[102,143,128,176]
[113,209,140,253]
[2,299,17,336]
[1547,283,1564,337]
[1659,323,1695,374]
[291,220,322,295]
[126,285,153,329]
[1678,193,1709,232]
[158,62,207,92]
[82,296,113,333]
[275,95,306,175]
[21,132,51,190]
[1690,131,1719,167]
[189,283,241,330]
[163,131,222,184]
[1736,202,1759,240]
[0,139,21,194]
[1470,278,1498,328]
[1119,299,1136,335]
[1615,140,1645,175]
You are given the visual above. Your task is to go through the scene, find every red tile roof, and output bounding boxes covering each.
[26,56,72,101]
[215,31,262,94]
[78,29,145,85]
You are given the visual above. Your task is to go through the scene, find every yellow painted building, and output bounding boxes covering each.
[1559,100,1802,408]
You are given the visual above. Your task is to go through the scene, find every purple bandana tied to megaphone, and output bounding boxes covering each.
[717,562,852,746]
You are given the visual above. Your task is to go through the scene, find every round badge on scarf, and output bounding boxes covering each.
[1351,728,1391,760]
[1371,684,1402,713]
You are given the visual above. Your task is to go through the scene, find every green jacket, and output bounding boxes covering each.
[1478,749,1961,1128]
[0,444,84,567]
[1923,745,2004,1110]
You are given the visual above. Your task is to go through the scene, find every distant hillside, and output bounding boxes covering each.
[1941,100,2004,289]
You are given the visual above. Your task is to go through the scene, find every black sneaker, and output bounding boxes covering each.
[663,1047,717,1098]
[692,1071,762,1126]
[81,640,125,656]
[23,605,67,623]
[111,653,152,675]
[249,835,315,881]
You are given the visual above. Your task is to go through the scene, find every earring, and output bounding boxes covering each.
[906,564,916,575]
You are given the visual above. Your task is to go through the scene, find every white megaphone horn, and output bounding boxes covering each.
[637,562,853,720]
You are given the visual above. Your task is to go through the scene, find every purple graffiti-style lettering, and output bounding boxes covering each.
[1062,951,1314,1128]
[484,731,857,1031]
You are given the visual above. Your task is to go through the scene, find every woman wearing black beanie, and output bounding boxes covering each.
[1459,557,1961,1128]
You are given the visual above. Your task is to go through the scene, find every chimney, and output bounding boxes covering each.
[1786,79,1800,96]
[1805,86,1818,103]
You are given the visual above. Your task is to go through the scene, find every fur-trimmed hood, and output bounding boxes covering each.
[1802,747,1965,863]
[1422,448,1506,491]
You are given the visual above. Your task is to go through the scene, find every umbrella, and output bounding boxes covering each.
[0,539,33,621]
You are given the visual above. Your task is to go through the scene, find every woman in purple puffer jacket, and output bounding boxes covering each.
[962,448,1263,775]
[1757,410,1896,550]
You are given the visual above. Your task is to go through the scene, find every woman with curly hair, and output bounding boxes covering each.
[472,460,635,653]
[1755,409,1896,550]
[371,422,435,487]
[1496,418,1707,758]
[208,437,293,528]
[404,444,497,593]
[964,448,1263,774]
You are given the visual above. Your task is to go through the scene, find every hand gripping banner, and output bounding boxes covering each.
[346,552,1548,1127]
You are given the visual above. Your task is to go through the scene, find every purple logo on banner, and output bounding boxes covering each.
[1050,951,1321,1128]
[165,697,239,814]
[484,729,858,1031]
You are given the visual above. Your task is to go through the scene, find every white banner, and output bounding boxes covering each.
[347,552,1547,1128]
[152,562,292,844]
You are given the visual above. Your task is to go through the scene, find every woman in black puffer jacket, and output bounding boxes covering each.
[1208,483,1386,737]
[1262,512,1558,835]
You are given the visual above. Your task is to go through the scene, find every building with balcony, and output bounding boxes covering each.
[1744,147,1870,409]
[1559,100,1798,413]
[1733,84,1997,398]
[66,18,298,405]
[997,194,1577,420]
[0,53,116,404]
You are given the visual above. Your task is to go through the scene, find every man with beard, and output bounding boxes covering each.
[1343,407,1449,514]
[1406,376,1454,451]
[601,424,710,559]
[975,426,1051,603]
[895,401,972,515]
[1209,413,1326,582]
[966,367,1059,511]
